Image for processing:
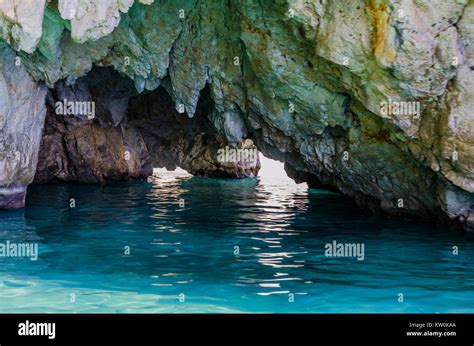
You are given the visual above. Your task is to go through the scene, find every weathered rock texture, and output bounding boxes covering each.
[0,43,47,207]
[0,0,46,53]
[35,68,259,183]
[0,0,472,230]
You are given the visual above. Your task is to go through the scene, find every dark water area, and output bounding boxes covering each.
[0,166,473,313]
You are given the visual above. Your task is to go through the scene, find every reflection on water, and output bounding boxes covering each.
[0,158,473,313]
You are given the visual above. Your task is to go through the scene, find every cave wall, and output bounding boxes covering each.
[35,68,260,183]
[0,0,472,230]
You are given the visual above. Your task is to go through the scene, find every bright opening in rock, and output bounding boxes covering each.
[258,153,307,188]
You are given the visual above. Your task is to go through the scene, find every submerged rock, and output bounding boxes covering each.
[0,1,472,229]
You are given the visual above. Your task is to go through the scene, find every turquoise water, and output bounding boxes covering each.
[0,168,473,313]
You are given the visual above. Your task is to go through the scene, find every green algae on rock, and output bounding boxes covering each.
[0,0,472,230]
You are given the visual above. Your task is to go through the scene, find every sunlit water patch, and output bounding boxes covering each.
[0,157,473,313]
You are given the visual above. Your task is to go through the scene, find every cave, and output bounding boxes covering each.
[34,67,261,184]
[0,0,472,231]
[0,0,473,320]
[21,63,473,232]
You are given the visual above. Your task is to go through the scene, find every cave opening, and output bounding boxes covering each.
[258,153,306,187]
[30,63,460,230]
[1,0,473,319]
[35,66,310,190]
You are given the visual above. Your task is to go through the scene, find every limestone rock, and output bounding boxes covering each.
[59,0,129,43]
[0,0,472,229]
[0,0,46,53]
[35,68,260,183]
[0,43,47,207]
[35,110,153,183]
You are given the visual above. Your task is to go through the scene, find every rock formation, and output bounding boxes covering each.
[35,67,259,183]
[0,0,472,230]
[0,43,47,208]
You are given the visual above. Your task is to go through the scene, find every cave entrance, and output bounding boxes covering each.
[36,66,261,183]
[253,153,309,211]
[258,153,306,187]
[35,66,304,186]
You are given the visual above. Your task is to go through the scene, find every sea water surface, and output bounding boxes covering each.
[0,157,473,313]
